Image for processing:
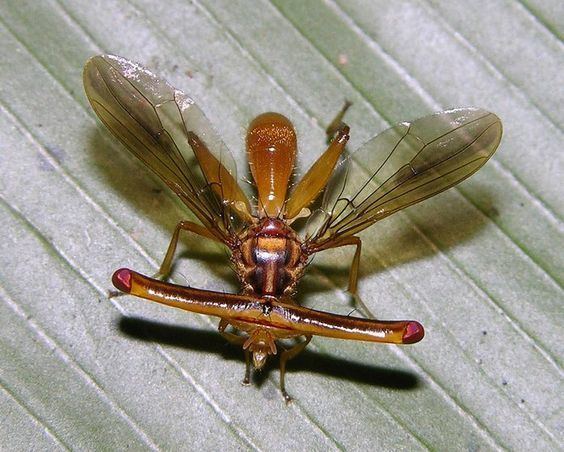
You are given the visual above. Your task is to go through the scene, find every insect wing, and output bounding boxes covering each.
[83,55,252,240]
[306,108,502,244]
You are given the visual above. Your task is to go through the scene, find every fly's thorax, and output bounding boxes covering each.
[235,218,306,297]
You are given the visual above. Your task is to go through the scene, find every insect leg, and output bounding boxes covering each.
[155,220,223,280]
[325,100,352,142]
[218,319,251,385]
[309,236,374,318]
[108,222,222,298]
[279,335,312,403]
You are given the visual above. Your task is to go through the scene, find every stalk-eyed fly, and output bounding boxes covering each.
[84,55,502,401]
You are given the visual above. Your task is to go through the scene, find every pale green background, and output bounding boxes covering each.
[0,1,562,450]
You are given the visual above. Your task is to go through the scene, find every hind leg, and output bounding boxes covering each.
[326,100,352,142]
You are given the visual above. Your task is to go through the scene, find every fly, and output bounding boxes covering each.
[83,55,502,402]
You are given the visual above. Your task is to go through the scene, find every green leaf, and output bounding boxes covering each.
[0,0,562,449]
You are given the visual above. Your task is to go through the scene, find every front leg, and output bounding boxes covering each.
[279,335,312,403]
[218,320,251,385]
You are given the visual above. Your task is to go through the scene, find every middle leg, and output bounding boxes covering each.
[155,220,222,280]
[309,236,374,318]
[110,220,222,298]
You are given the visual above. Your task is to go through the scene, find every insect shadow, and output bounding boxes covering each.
[118,316,421,391]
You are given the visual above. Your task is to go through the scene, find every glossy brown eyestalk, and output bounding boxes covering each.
[84,54,502,402]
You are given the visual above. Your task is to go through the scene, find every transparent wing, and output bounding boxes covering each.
[306,108,502,246]
[83,54,252,242]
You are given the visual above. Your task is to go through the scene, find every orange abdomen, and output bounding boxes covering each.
[246,113,297,217]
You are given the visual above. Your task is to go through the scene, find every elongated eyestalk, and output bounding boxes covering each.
[112,268,263,319]
[271,302,424,345]
[112,269,424,345]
